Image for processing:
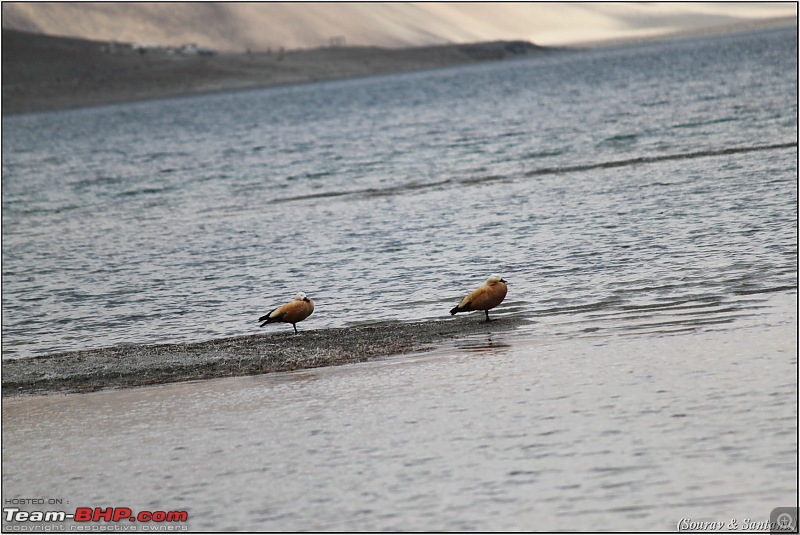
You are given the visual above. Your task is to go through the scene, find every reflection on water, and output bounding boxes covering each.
[454,334,513,354]
[2,293,795,531]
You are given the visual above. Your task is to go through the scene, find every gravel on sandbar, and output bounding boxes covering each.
[2,316,525,397]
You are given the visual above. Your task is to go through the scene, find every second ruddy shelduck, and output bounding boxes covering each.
[450,274,508,322]
[259,292,314,334]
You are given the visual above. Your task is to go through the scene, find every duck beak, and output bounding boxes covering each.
[501,278,508,284]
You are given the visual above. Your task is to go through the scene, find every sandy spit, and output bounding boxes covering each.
[1,316,526,397]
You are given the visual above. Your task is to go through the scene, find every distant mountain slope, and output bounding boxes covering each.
[1,27,552,115]
[2,2,796,51]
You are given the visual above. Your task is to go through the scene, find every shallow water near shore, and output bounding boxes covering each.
[2,292,796,531]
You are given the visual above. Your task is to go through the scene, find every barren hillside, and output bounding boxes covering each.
[2,2,796,52]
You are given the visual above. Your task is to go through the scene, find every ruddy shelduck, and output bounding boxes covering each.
[259,292,314,334]
[450,274,508,322]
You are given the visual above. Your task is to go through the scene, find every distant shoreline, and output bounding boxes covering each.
[4,19,794,116]
[1,29,558,115]
[1,315,527,397]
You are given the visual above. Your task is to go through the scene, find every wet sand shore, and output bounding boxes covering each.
[2,316,526,397]
[2,29,553,115]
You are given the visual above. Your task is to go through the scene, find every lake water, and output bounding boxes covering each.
[2,26,796,358]
[1,27,798,531]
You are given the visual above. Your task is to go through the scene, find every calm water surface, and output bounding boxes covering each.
[2,303,796,531]
[1,27,798,531]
